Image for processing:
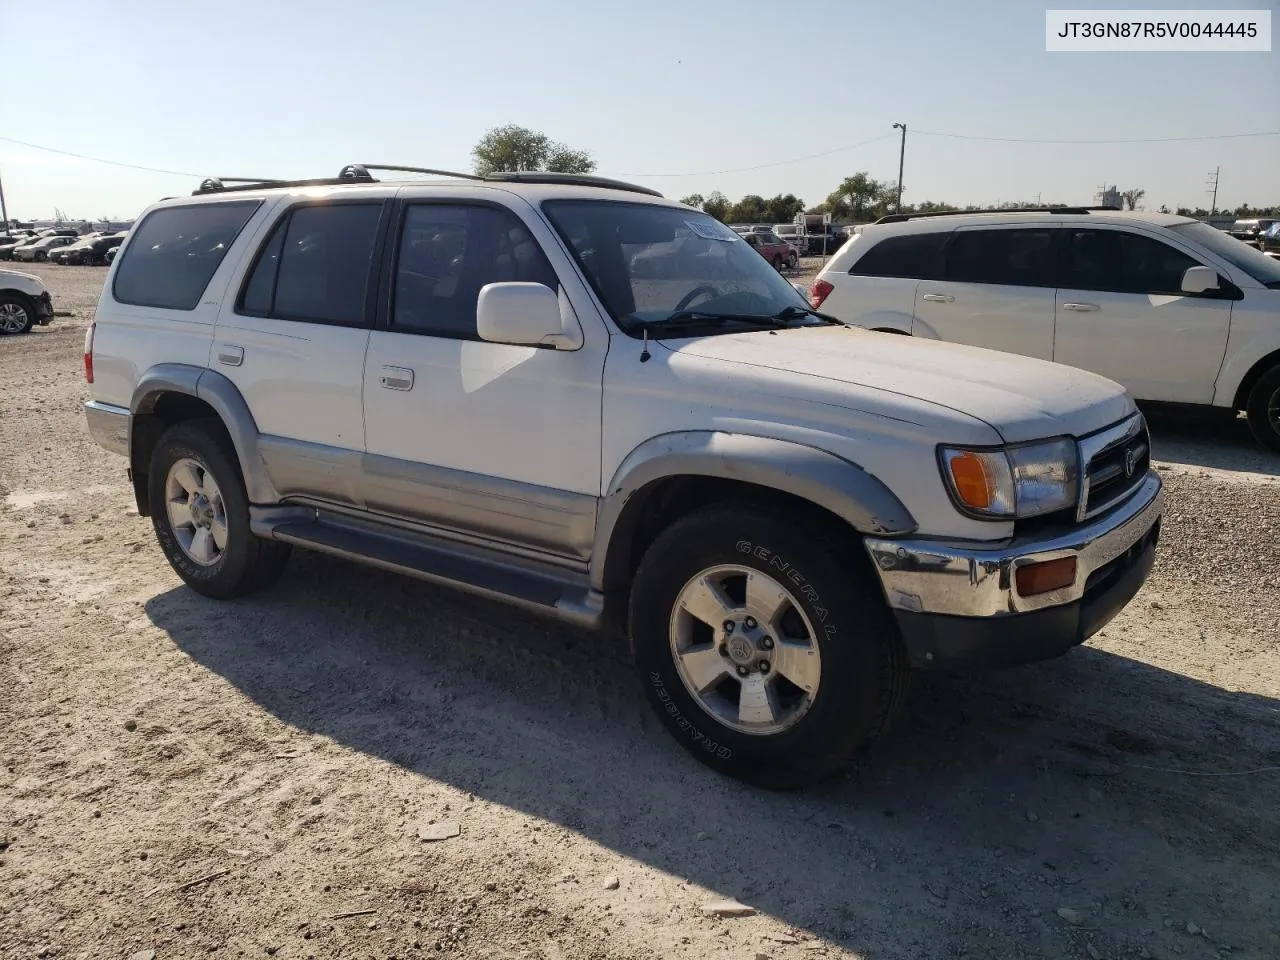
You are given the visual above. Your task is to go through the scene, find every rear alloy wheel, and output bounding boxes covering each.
[1245,365,1280,454]
[631,504,910,789]
[0,294,35,335]
[149,421,291,598]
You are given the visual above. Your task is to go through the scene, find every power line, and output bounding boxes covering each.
[0,136,199,178]
[614,133,897,178]
[914,129,1280,145]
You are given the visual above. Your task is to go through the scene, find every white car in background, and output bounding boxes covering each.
[0,268,56,334]
[811,209,1280,451]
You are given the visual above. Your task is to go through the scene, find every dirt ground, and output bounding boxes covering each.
[2,263,1278,960]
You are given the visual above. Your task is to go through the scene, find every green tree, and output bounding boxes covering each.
[679,194,705,209]
[761,193,805,224]
[727,195,766,223]
[702,192,731,221]
[472,124,596,175]
[826,172,886,222]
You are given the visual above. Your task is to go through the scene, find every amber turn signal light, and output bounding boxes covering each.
[1015,557,1078,597]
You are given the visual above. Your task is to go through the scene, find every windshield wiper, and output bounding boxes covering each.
[772,305,844,326]
[630,307,844,336]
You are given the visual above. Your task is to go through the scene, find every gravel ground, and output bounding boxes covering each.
[2,264,1278,960]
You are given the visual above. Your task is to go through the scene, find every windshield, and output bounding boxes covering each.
[542,200,813,335]
[1169,221,1280,288]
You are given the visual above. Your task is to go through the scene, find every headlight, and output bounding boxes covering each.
[939,438,1079,519]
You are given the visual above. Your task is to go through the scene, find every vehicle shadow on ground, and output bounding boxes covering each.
[1143,403,1280,478]
[148,553,1280,959]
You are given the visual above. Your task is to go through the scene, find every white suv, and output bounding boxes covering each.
[84,166,1162,788]
[811,209,1280,451]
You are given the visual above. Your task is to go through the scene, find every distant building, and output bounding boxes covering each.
[1098,186,1122,210]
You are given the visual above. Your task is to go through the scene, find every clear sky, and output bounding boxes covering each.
[2,0,1277,221]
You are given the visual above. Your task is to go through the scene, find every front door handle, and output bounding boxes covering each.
[216,344,244,367]
[1062,302,1100,312]
[380,365,415,391]
[921,293,954,303]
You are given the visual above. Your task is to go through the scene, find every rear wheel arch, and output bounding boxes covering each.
[129,365,275,515]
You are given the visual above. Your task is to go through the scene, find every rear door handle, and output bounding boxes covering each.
[216,344,244,367]
[380,365,414,391]
[920,293,954,303]
[1062,302,1100,312]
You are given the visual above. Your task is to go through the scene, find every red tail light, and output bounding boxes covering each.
[83,323,95,383]
[810,278,834,310]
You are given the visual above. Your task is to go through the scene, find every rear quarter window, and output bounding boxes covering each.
[848,231,947,280]
[113,200,261,310]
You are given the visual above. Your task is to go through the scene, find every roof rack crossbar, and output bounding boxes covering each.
[875,205,1122,224]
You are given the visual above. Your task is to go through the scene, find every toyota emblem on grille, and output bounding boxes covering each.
[1124,446,1139,478]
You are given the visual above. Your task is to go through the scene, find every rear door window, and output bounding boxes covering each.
[849,232,946,279]
[237,203,384,326]
[113,200,261,310]
[945,228,1056,287]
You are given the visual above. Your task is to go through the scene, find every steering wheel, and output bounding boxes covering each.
[673,285,718,312]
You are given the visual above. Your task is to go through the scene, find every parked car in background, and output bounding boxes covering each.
[805,226,845,256]
[0,235,46,261]
[1259,222,1280,260]
[1228,218,1278,249]
[60,232,127,265]
[811,208,1280,451]
[105,245,119,265]
[0,267,55,334]
[15,235,78,262]
[49,235,101,264]
[743,230,798,269]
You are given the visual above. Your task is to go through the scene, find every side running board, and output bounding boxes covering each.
[250,506,604,630]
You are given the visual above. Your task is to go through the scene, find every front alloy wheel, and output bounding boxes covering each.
[0,298,33,334]
[670,564,821,736]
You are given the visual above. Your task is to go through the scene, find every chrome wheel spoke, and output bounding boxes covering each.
[679,575,736,628]
[737,675,780,726]
[677,645,731,693]
[172,460,203,496]
[210,514,229,551]
[166,495,193,533]
[188,527,216,564]
[771,640,821,694]
[745,572,790,627]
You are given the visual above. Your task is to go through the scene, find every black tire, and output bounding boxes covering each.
[149,420,291,599]
[771,255,783,271]
[1245,365,1280,454]
[630,504,910,789]
[787,252,798,269]
[0,292,36,335]
[34,251,47,262]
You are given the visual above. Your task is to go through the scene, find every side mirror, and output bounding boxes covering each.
[477,282,576,349]
[1181,265,1220,295]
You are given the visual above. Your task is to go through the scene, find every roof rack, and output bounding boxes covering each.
[874,205,1121,224]
[192,164,662,198]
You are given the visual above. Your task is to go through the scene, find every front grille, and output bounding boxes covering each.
[1079,416,1149,520]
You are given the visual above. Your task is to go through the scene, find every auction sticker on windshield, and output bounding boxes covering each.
[686,219,742,242]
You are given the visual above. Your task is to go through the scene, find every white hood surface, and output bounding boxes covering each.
[666,326,1135,444]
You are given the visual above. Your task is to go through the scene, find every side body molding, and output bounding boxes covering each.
[130,364,279,505]
[591,431,916,591]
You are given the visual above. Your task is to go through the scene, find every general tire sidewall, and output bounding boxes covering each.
[631,512,899,784]
[148,427,254,595]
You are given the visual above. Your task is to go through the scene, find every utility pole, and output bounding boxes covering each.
[0,170,8,237]
[892,123,906,213]
[1206,166,1220,216]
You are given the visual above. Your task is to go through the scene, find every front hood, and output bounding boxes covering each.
[666,326,1135,443]
[0,267,44,285]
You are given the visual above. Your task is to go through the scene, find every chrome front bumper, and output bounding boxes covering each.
[865,470,1163,619]
[84,401,130,457]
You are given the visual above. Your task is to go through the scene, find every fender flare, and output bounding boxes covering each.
[130,363,278,504]
[591,431,916,591]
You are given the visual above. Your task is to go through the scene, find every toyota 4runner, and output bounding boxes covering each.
[84,165,1163,788]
